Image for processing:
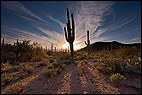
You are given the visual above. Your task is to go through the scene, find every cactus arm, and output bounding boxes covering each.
[71,14,75,41]
[85,41,88,45]
[64,27,69,42]
[67,8,70,28]
[85,30,90,46]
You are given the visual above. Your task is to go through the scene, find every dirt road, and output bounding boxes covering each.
[1,60,141,94]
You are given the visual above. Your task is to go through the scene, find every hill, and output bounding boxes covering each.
[79,41,141,52]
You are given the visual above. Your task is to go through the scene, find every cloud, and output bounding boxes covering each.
[67,1,114,48]
[1,1,48,24]
[47,15,66,31]
[2,1,115,50]
[17,15,39,24]
[1,26,67,50]
[131,37,140,41]
[106,16,136,32]
[2,1,140,50]
[34,26,65,44]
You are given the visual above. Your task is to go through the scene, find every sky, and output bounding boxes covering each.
[1,1,141,50]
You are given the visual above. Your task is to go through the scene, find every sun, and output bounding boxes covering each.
[62,41,84,51]
[62,42,69,49]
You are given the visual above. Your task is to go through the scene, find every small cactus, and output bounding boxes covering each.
[55,47,56,52]
[51,44,53,51]
[85,30,90,46]
[85,30,90,53]
[16,39,19,61]
[46,46,47,51]
[2,38,4,45]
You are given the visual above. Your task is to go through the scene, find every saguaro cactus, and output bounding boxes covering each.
[55,47,56,52]
[64,8,75,56]
[85,30,90,46]
[51,44,53,51]
[46,46,47,51]
[85,30,90,53]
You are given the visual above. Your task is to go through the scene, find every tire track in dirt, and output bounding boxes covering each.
[76,60,120,94]
[56,63,84,94]
[1,60,122,94]
[1,66,47,94]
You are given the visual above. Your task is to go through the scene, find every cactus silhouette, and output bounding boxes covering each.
[85,30,90,53]
[64,8,75,56]
[55,47,56,52]
[2,38,4,46]
[46,46,47,52]
[51,44,53,51]
[85,30,90,46]
[16,39,19,61]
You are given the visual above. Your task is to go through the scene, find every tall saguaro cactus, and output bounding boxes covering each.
[64,8,75,56]
[85,30,90,46]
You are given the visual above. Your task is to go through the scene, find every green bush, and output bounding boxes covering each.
[55,68,62,74]
[1,63,11,73]
[2,73,13,84]
[19,63,34,74]
[44,69,56,77]
[96,64,112,74]
[10,65,19,72]
[110,73,126,85]
[60,63,67,70]
[3,83,23,94]
[64,59,70,65]
[1,40,48,63]
[47,64,54,69]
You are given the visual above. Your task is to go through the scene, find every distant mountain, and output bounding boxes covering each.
[78,41,141,52]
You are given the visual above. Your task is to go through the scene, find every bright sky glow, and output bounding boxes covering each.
[1,1,141,50]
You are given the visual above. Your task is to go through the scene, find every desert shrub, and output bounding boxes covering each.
[1,63,11,73]
[30,47,48,62]
[38,63,47,67]
[53,62,59,68]
[1,40,48,64]
[44,68,56,77]
[116,46,140,59]
[55,68,62,74]
[110,73,126,85]
[80,51,91,60]
[48,56,55,63]
[3,82,23,94]
[47,63,54,69]
[2,73,13,84]
[19,63,34,74]
[18,72,28,79]
[96,63,112,74]
[64,59,70,65]
[124,57,141,74]
[60,63,67,70]
[10,65,20,72]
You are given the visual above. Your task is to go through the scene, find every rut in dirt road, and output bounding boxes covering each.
[1,61,120,94]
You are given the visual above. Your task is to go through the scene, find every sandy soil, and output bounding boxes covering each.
[1,60,141,94]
